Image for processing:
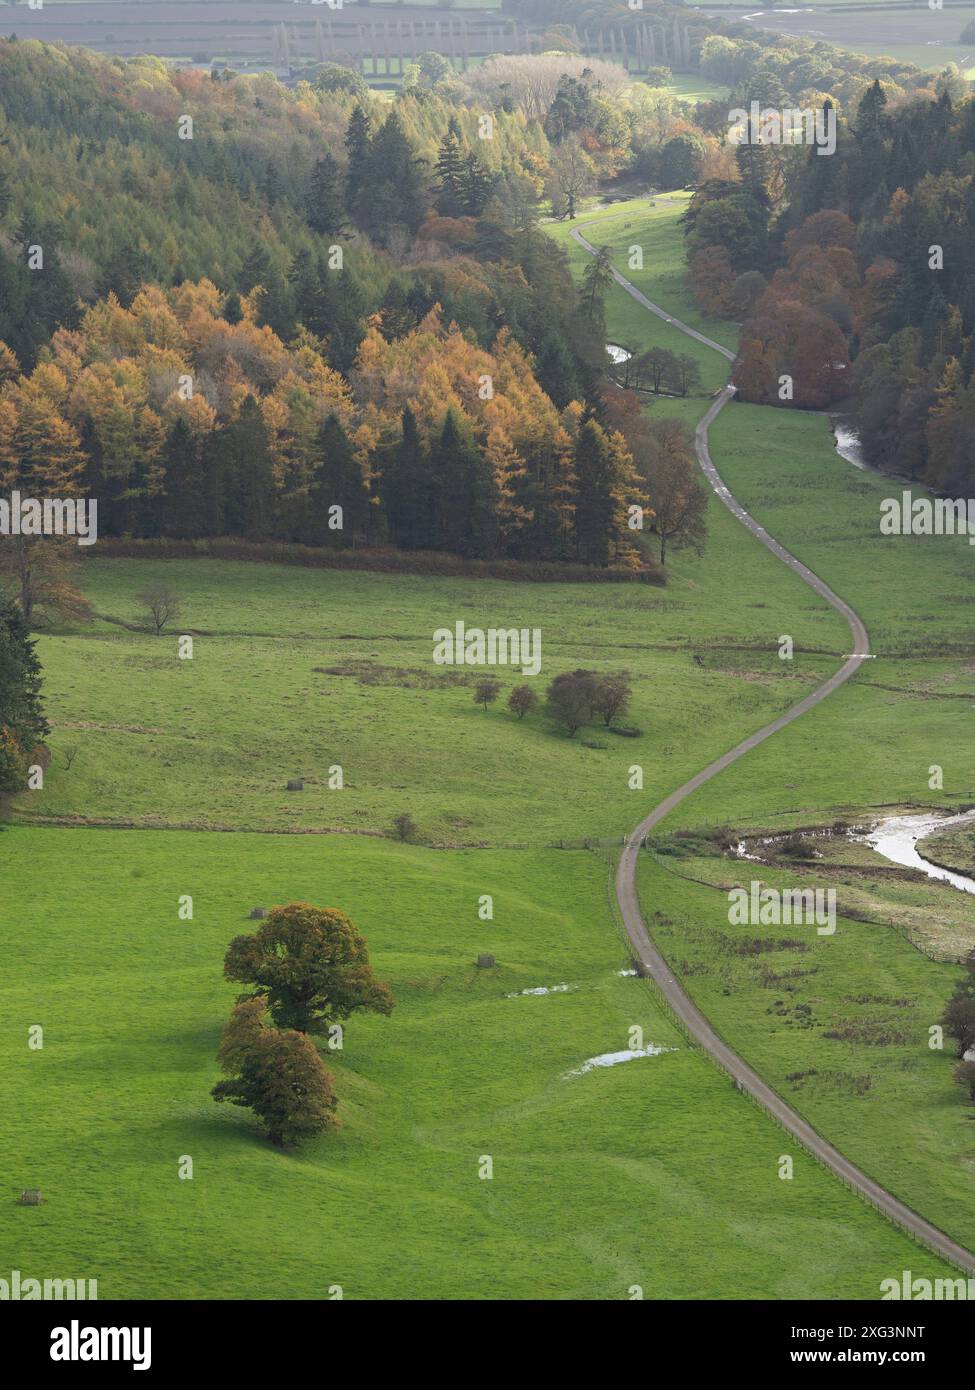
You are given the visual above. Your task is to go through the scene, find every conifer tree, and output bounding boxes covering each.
[306,153,349,238]
[305,414,370,548]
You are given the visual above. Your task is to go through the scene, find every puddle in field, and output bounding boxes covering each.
[564,1044,675,1078]
[506,984,575,998]
[854,811,975,896]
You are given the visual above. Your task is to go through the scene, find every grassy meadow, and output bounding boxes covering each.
[4,197,974,1300]
[4,825,952,1299]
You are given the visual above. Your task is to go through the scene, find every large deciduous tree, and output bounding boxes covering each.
[211,995,338,1147]
[223,902,394,1037]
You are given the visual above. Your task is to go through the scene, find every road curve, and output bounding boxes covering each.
[572,213,975,1276]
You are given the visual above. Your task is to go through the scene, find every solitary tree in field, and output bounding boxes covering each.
[473,677,502,712]
[138,583,182,636]
[508,685,539,720]
[647,450,708,567]
[392,811,417,842]
[211,995,338,1147]
[223,902,394,1037]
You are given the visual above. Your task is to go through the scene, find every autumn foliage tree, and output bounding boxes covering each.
[223,902,394,1037]
[211,996,338,1148]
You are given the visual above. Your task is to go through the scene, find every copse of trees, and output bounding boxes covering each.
[941,952,975,1111]
[687,79,975,493]
[612,345,703,399]
[942,954,975,1060]
[546,669,633,738]
[212,902,393,1148]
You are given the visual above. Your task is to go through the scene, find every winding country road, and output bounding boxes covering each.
[572,213,975,1276]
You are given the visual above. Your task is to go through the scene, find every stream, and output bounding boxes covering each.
[856,810,975,897]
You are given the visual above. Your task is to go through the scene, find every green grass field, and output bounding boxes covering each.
[4,196,974,1301]
[6,826,952,1299]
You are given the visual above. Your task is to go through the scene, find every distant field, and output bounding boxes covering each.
[660,72,732,102]
[696,4,975,75]
[8,2,512,64]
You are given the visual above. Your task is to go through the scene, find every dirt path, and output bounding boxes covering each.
[572,212,975,1276]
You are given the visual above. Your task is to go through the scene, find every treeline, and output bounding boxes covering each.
[687,78,975,493]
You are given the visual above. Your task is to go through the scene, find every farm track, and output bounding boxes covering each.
[571,210,975,1275]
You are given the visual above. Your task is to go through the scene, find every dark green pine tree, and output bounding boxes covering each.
[855,79,889,142]
[382,407,432,550]
[223,291,243,325]
[461,150,494,217]
[239,244,273,294]
[98,240,153,307]
[288,248,325,336]
[431,409,498,557]
[356,110,428,245]
[220,395,276,539]
[344,105,372,212]
[376,281,419,341]
[536,331,582,410]
[571,419,616,567]
[159,418,207,539]
[304,414,371,548]
[306,153,349,238]
[0,586,48,751]
[262,161,284,207]
[0,165,12,222]
[435,119,465,218]
[318,263,366,374]
[920,287,951,365]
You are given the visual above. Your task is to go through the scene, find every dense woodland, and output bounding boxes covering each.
[687,74,975,494]
[0,23,964,591]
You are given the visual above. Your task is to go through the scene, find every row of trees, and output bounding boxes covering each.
[471,668,632,736]
[212,903,393,1147]
[611,344,703,399]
